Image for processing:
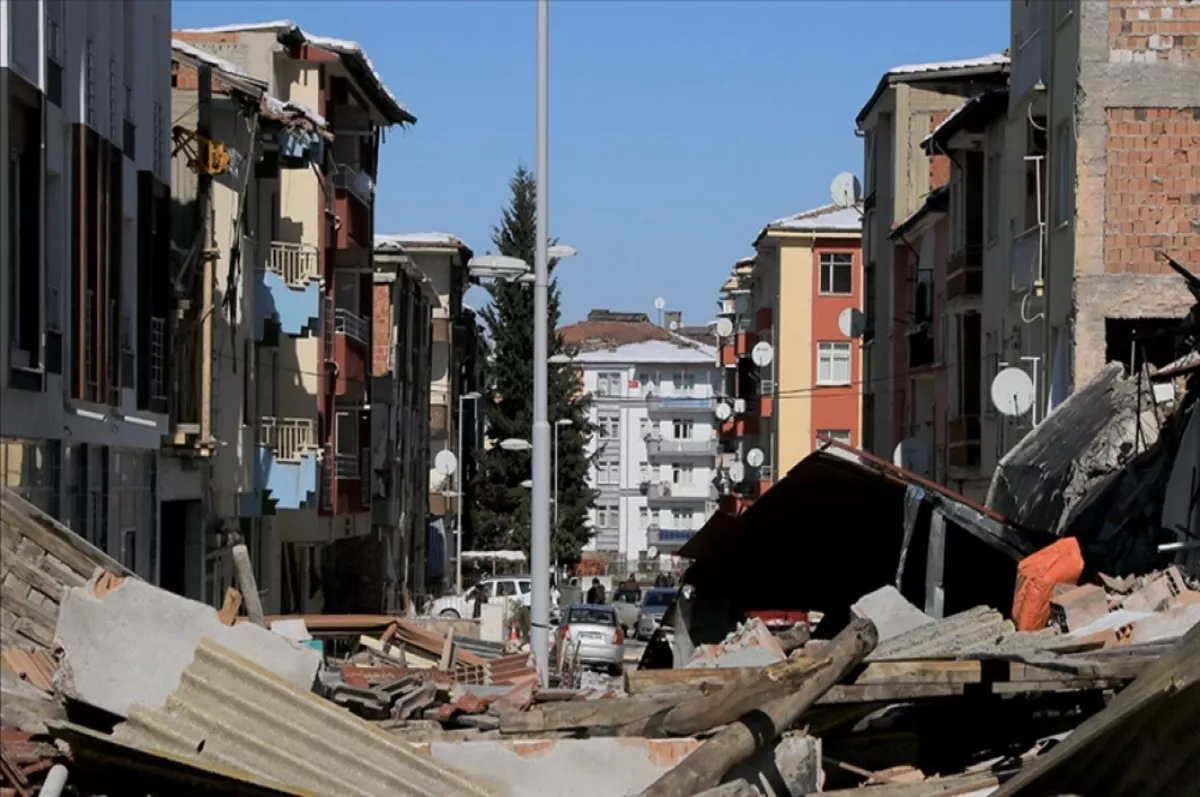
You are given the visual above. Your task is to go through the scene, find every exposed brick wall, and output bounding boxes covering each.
[372,284,391,376]
[1109,0,1200,63]
[928,111,952,190]
[1104,107,1200,274]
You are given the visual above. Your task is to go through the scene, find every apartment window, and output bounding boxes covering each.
[596,371,623,397]
[1054,122,1072,226]
[678,372,695,393]
[595,503,618,529]
[334,411,358,454]
[817,342,852,386]
[598,411,620,440]
[820,429,852,446]
[639,416,652,438]
[638,371,656,394]
[45,9,63,107]
[672,465,693,485]
[639,462,650,483]
[672,420,693,440]
[819,252,854,295]
[596,460,619,486]
[639,507,649,530]
[986,152,1001,245]
[671,510,695,530]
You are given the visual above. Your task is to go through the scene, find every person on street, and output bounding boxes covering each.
[654,572,669,588]
[586,578,606,604]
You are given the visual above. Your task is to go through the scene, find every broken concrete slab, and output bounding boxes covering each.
[1128,604,1200,644]
[852,586,935,643]
[724,733,822,796]
[687,618,787,669]
[54,572,321,717]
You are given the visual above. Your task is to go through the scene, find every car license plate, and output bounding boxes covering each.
[581,632,603,640]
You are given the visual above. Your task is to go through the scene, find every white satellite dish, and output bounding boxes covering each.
[647,545,660,559]
[838,307,867,339]
[830,172,863,208]
[654,297,666,311]
[746,448,765,468]
[714,317,734,338]
[990,367,1036,417]
[751,341,774,367]
[729,462,746,483]
[715,402,733,421]
[434,450,458,476]
[669,320,679,331]
[893,438,931,477]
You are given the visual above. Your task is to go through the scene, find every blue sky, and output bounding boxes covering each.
[173,0,1009,326]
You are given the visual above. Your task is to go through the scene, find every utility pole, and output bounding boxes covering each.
[530,0,552,686]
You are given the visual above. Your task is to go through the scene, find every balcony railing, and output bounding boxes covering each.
[262,241,320,287]
[1012,224,1044,293]
[334,450,360,479]
[333,163,376,207]
[645,481,718,503]
[645,435,717,459]
[1014,27,1047,100]
[259,417,317,462]
[647,525,697,548]
[333,307,368,344]
[646,395,717,417]
[149,315,167,401]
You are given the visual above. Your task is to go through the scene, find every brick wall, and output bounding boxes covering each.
[929,111,952,190]
[1109,0,1200,63]
[1103,107,1200,274]
[371,284,391,376]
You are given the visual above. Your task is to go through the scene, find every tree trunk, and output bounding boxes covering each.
[637,617,878,797]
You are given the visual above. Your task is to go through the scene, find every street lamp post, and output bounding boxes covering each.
[553,418,573,578]
[530,0,553,687]
[455,391,482,595]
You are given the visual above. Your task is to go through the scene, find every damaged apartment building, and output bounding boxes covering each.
[857,0,1200,500]
[159,22,415,615]
[0,0,174,576]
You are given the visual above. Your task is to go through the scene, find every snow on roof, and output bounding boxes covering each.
[175,21,413,124]
[735,255,756,267]
[375,233,469,251]
[573,338,716,365]
[758,203,862,243]
[886,53,1009,76]
[171,38,252,78]
[262,95,327,129]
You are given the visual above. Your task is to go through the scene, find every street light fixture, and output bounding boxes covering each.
[548,245,577,259]
[467,254,529,281]
[548,353,572,365]
[500,438,533,452]
[455,391,483,594]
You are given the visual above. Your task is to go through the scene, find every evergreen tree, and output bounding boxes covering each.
[470,166,595,562]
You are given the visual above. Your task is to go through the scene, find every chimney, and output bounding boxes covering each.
[664,310,682,330]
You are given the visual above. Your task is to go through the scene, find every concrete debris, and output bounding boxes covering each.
[686,617,787,669]
[1049,584,1110,632]
[852,586,935,642]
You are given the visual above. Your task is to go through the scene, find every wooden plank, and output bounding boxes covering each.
[855,660,981,685]
[498,696,682,734]
[1,492,128,579]
[439,627,457,671]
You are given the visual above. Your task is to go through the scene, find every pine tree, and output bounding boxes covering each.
[470,166,595,562]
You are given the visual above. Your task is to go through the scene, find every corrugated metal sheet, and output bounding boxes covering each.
[110,638,497,797]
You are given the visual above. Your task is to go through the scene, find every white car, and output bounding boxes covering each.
[429,576,532,618]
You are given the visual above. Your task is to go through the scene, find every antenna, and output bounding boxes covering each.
[751,341,774,367]
[728,462,746,483]
[715,402,733,421]
[745,448,765,468]
[838,307,867,339]
[830,172,863,208]
[990,367,1036,417]
[714,317,734,338]
[434,450,458,476]
[646,545,660,559]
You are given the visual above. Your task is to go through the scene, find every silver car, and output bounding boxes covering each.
[636,588,678,640]
[558,603,625,675]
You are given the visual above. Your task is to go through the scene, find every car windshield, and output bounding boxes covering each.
[644,589,677,608]
[567,607,616,626]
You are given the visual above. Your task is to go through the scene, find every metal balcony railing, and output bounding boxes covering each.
[645,481,718,502]
[258,417,317,462]
[646,395,717,416]
[645,435,718,459]
[647,525,697,547]
[334,451,360,479]
[263,241,320,287]
[1012,224,1044,293]
[333,163,376,207]
[334,307,368,344]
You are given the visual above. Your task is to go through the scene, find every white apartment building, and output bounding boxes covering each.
[563,311,719,560]
[1,0,173,578]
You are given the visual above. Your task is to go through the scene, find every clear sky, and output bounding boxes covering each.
[173,0,1009,327]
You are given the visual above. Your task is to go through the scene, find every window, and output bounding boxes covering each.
[671,510,695,530]
[639,417,652,438]
[595,503,618,528]
[639,507,649,530]
[817,342,853,385]
[638,371,656,395]
[496,580,517,597]
[1054,122,1072,226]
[672,420,694,440]
[596,371,623,397]
[986,152,1001,245]
[638,462,650,483]
[819,252,854,295]
[598,411,619,440]
[672,465,693,485]
[596,460,619,485]
[334,411,358,454]
[679,372,695,393]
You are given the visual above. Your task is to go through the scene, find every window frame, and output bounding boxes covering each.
[817,341,853,386]
[818,251,854,296]
[671,419,694,440]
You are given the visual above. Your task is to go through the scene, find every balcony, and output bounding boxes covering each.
[948,415,982,468]
[645,481,718,507]
[430,397,450,436]
[321,444,370,516]
[333,163,376,208]
[334,174,371,249]
[946,245,983,301]
[645,434,717,461]
[646,395,717,418]
[255,242,321,340]
[647,525,697,553]
[334,308,368,345]
[1012,224,1043,293]
[1013,27,1048,100]
[254,417,319,511]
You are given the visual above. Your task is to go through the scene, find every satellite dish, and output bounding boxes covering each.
[991,367,1036,417]
[715,402,733,421]
[654,297,666,310]
[434,450,458,476]
[893,438,931,477]
[830,172,862,208]
[751,341,774,367]
[647,545,660,559]
[838,307,867,339]
[669,320,679,331]
[714,317,734,338]
[729,462,746,483]
[746,448,765,468]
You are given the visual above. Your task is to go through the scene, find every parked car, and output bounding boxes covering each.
[612,584,643,634]
[557,603,625,675]
[429,576,532,618]
[636,587,678,640]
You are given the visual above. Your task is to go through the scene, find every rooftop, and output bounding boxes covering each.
[375,233,472,252]
[561,316,716,364]
[856,52,1009,125]
[755,202,863,246]
[175,20,414,125]
[921,89,1010,152]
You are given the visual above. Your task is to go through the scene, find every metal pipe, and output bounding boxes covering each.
[456,393,466,594]
[530,0,552,686]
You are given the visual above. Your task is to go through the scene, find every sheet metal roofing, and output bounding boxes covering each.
[109,638,495,797]
[175,21,414,125]
[755,203,863,245]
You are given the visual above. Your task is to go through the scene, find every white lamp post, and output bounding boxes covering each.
[455,391,482,594]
